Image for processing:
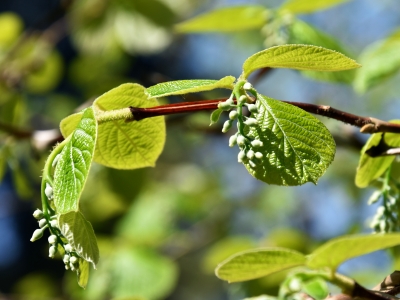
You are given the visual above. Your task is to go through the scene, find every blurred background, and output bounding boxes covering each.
[0,0,400,299]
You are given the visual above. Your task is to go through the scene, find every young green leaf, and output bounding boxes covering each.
[215,248,306,283]
[280,0,350,14]
[354,30,400,93]
[175,5,268,33]
[242,44,361,79]
[93,83,165,169]
[54,107,97,213]
[355,121,400,188]
[58,211,99,268]
[77,259,90,289]
[59,111,83,138]
[210,108,224,125]
[244,94,335,186]
[307,233,400,271]
[146,76,235,98]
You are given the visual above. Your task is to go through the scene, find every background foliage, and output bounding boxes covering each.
[1,0,400,299]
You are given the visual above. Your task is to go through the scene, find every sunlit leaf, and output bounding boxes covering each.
[243,94,335,186]
[242,44,360,79]
[0,12,23,47]
[355,121,400,188]
[175,5,268,33]
[59,112,83,138]
[93,83,165,169]
[215,247,306,282]
[58,211,99,268]
[146,76,235,98]
[280,0,350,14]
[54,107,97,213]
[77,259,90,289]
[307,233,400,271]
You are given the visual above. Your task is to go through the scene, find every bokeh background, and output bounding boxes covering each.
[0,0,400,299]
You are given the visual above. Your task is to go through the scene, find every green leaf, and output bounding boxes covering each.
[354,30,400,93]
[146,76,235,98]
[244,94,336,186]
[242,44,361,79]
[77,259,90,289]
[210,108,223,125]
[288,20,355,84]
[355,121,400,188]
[54,107,97,213]
[58,211,99,268]
[0,12,23,47]
[93,83,166,169]
[59,111,83,138]
[280,0,350,14]
[307,233,400,271]
[175,5,268,33]
[111,247,177,299]
[215,247,306,283]
[303,278,329,299]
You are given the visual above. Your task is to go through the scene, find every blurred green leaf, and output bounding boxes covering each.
[215,248,306,282]
[12,272,58,299]
[244,94,335,186]
[93,83,166,169]
[58,211,100,268]
[11,159,33,199]
[307,233,400,271]
[210,108,223,125]
[280,0,350,14]
[105,168,147,203]
[146,76,235,98]
[77,259,90,289]
[54,107,97,213]
[354,30,400,93]
[355,121,400,188]
[303,278,328,300]
[175,5,268,33]
[111,247,177,300]
[0,12,23,48]
[242,44,361,78]
[0,147,7,182]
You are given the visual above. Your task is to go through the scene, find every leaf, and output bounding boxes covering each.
[355,121,400,188]
[93,83,165,169]
[302,278,329,299]
[59,111,83,138]
[244,94,336,186]
[111,247,177,299]
[280,0,350,14]
[288,20,355,84]
[215,247,306,283]
[54,107,97,213]
[210,108,223,125]
[242,44,361,79]
[58,211,100,268]
[175,5,268,33]
[0,12,23,47]
[146,76,235,98]
[354,30,400,93]
[307,233,400,271]
[77,259,90,289]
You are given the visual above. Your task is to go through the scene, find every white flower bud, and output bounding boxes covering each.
[247,150,255,160]
[49,245,57,258]
[63,254,70,263]
[70,256,78,264]
[251,140,263,148]
[218,99,234,110]
[229,110,238,120]
[255,152,263,159]
[39,218,48,228]
[249,160,256,168]
[222,120,233,133]
[243,82,253,91]
[50,220,58,228]
[244,118,258,126]
[33,209,44,220]
[65,264,69,270]
[64,244,73,252]
[70,263,75,271]
[30,228,44,242]
[48,235,57,244]
[238,95,248,106]
[238,151,246,163]
[237,135,246,146]
[52,154,61,168]
[229,135,238,147]
[45,183,53,200]
[247,104,258,113]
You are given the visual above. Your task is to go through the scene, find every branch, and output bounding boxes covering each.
[129,98,400,134]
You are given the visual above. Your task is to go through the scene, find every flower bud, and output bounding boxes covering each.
[218,99,234,110]
[251,140,263,148]
[48,235,57,244]
[247,104,258,113]
[222,120,233,133]
[63,254,70,263]
[33,209,44,220]
[39,218,47,228]
[229,110,238,120]
[65,264,69,270]
[244,118,258,126]
[238,95,248,106]
[70,263,75,271]
[45,183,53,200]
[243,82,253,91]
[249,160,256,168]
[49,245,57,258]
[237,135,245,146]
[247,150,255,160]
[30,229,44,242]
[238,151,246,163]
[50,220,58,228]
[255,152,263,159]
[64,244,73,252]
[70,256,78,264]
[229,135,238,147]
